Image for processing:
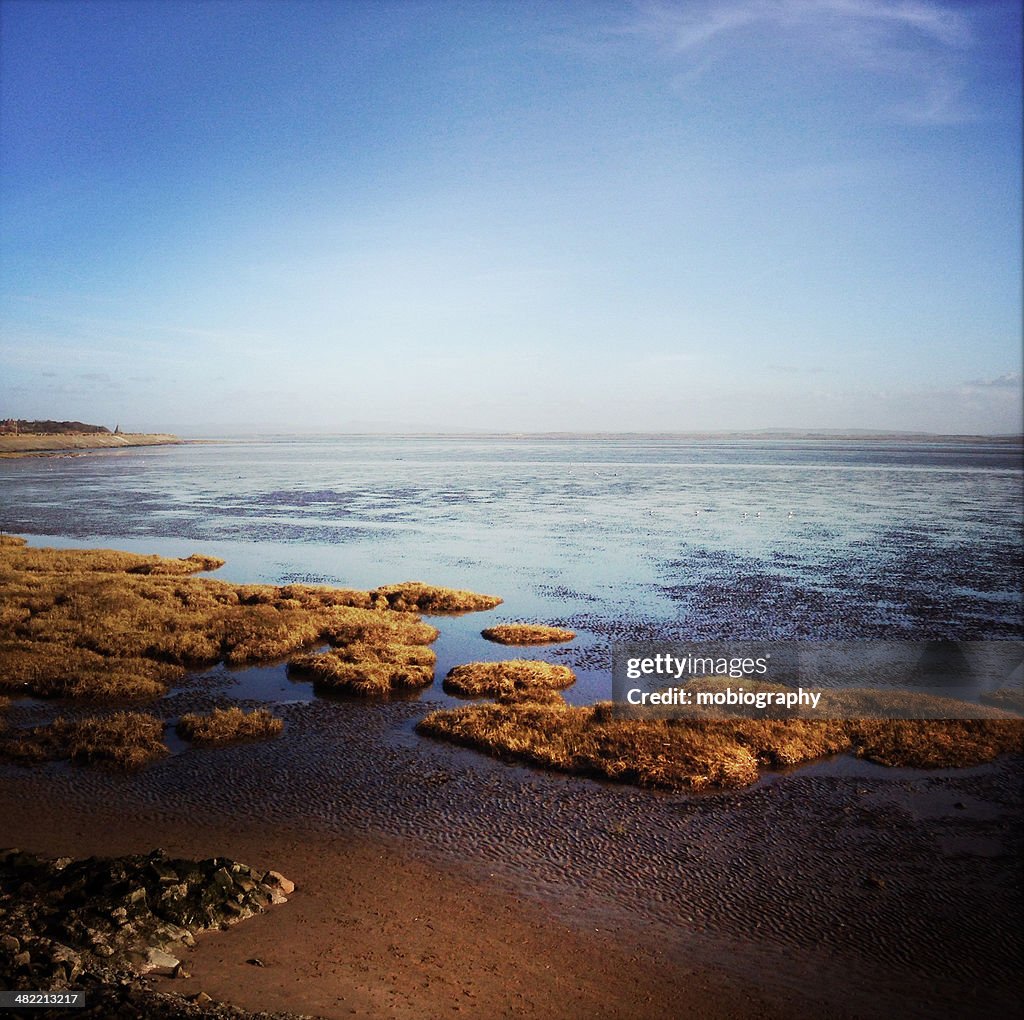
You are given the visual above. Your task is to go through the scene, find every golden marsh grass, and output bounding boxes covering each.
[443,659,576,699]
[418,690,1024,791]
[176,706,284,745]
[371,582,502,614]
[0,711,167,770]
[289,641,436,695]
[0,539,473,701]
[979,686,1024,714]
[0,538,502,763]
[481,624,576,645]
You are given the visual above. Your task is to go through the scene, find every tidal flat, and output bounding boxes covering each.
[1,436,1022,1018]
[3,537,1015,785]
[3,687,1021,1019]
[0,537,1020,1018]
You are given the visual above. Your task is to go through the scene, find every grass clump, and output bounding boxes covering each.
[7,544,224,577]
[316,606,439,649]
[444,659,576,699]
[846,718,1024,768]
[371,582,502,614]
[417,698,1024,791]
[290,642,436,695]
[979,687,1024,715]
[802,686,1014,721]
[177,706,284,745]
[0,712,167,770]
[418,701,847,789]
[0,538,495,701]
[0,641,179,699]
[481,624,575,645]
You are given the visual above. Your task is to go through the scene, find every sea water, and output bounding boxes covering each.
[2,436,1021,704]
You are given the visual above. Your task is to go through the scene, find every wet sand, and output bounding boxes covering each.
[2,789,783,1020]
[2,689,1020,1019]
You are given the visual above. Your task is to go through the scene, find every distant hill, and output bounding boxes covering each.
[0,419,111,435]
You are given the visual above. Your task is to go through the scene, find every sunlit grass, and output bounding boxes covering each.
[979,686,1024,715]
[1,711,167,770]
[370,582,502,614]
[0,539,476,701]
[0,537,506,765]
[481,624,575,645]
[176,706,284,745]
[289,641,436,695]
[418,689,1024,791]
[0,641,180,699]
[443,659,576,699]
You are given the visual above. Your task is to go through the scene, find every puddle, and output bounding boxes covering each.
[169,661,316,704]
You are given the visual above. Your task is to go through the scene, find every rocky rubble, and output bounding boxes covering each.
[0,848,309,1019]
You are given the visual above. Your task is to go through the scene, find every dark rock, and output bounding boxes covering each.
[141,947,180,973]
[148,860,180,885]
[0,846,296,1015]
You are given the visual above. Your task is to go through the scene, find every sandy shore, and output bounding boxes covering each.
[0,433,180,457]
[1,778,810,1020]
[2,686,1020,1020]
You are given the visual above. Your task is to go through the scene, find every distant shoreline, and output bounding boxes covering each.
[3,430,1020,454]
[177,430,1023,444]
[153,430,1024,442]
[489,429,1024,442]
[0,432,181,457]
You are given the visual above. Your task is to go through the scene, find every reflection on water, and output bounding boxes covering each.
[2,437,1021,704]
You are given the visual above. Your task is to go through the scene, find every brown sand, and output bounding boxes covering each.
[1,777,804,1020]
[2,686,1019,1020]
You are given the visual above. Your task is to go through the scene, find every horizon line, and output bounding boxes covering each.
[175,428,1024,442]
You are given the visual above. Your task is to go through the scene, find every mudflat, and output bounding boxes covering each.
[1,539,1020,1017]
[1,772,802,1020]
[2,690,1019,1019]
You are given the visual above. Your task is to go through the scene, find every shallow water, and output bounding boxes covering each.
[2,436,1021,704]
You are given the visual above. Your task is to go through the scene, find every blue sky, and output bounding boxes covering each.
[1,0,1021,434]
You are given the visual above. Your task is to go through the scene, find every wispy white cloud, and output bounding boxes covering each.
[626,0,971,53]
[622,0,976,123]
